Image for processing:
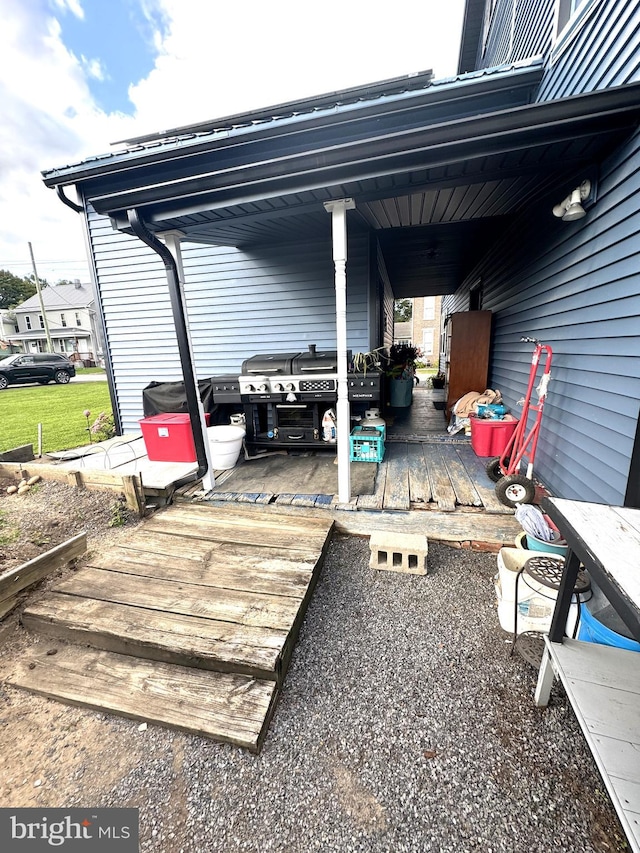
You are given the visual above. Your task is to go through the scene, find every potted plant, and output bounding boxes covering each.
[431,372,446,389]
[386,344,421,407]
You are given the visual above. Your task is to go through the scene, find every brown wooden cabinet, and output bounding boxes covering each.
[444,311,492,418]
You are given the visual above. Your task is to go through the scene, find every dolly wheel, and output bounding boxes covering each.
[495,474,536,508]
[485,457,507,483]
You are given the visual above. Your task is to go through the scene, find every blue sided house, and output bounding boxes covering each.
[42,0,640,507]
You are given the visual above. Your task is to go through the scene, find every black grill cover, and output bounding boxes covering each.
[142,379,217,418]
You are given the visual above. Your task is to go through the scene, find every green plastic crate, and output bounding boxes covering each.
[349,426,385,463]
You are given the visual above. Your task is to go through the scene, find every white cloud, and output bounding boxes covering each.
[0,0,464,282]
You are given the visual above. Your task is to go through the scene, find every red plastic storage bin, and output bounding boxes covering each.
[139,412,210,463]
[470,414,519,457]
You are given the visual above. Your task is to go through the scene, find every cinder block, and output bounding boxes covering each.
[369,531,428,575]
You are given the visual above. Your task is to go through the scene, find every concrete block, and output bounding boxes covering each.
[369,531,428,575]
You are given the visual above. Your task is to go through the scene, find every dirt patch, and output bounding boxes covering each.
[0,474,140,574]
[0,474,145,809]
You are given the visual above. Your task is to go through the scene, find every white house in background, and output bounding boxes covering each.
[0,310,20,354]
[8,282,102,363]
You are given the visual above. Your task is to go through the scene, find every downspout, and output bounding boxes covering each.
[127,208,209,488]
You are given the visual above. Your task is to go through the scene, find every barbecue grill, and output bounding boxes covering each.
[228,346,382,450]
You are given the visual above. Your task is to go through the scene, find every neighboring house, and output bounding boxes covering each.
[0,310,20,354]
[412,297,442,366]
[393,297,442,367]
[8,282,102,363]
[41,0,640,507]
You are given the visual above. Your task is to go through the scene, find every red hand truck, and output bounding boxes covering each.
[486,337,553,508]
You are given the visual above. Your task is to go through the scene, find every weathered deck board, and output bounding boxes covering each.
[87,543,317,599]
[407,443,431,504]
[427,450,457,512]
[9,645,278,753]
[439,445,484,507]
[382,443,410,511]
[54,566,305,631]
[22,593,288,678]
[143,504,332,550]
[454,445,514,514]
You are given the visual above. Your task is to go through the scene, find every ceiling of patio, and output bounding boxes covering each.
[46,68,640,299]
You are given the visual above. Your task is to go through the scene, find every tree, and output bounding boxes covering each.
[0,270,37,309]
[394,299,413,322]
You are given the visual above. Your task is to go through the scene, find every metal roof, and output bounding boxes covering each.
[41,59,640,298]
[14,283,94,312]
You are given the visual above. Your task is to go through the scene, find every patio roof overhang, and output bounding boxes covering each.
[43,66,640,298]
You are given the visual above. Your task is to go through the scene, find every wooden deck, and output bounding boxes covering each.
[11,504,334,752]
[180,438,512,516]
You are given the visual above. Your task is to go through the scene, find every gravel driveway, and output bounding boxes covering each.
[114,535,624,851]
[1,529,625,852]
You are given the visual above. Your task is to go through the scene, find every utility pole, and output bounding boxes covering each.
[28,242,53,353]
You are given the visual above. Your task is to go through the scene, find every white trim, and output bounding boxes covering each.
[550,0,599,64]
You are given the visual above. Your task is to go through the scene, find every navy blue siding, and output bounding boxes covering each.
[444,0,640,504]
[444,126,640,504]
[539,0,640,97]
[87,209,373,432]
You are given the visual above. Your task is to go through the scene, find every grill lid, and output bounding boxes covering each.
[291,349,351,373]
[240,352,298,374]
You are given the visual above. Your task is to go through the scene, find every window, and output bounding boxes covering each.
[75,312,81,326]
[38,314,45,329]
[60,313,67,327]
[25,316,32,330]
[555,0,598,53]
[422,297,435,321]
[422,329,434,356]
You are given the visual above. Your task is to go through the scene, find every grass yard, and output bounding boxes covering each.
[0,383,113,454]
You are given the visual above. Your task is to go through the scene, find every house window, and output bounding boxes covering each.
[423,297,435,321]
[38,314,45,329]
[554,0,598,53]
[75,312,81,326]
[25,316,32,330]
[422,329,434,357]
[60,313,67,327]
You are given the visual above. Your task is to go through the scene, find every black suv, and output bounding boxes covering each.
[0,353,76,389]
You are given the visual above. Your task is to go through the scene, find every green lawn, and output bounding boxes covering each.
[0,383,113,454]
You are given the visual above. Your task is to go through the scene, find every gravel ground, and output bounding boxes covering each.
[0,525,626,852]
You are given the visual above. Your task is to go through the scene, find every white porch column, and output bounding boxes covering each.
[161,230,216,492]
[324,198,356,505]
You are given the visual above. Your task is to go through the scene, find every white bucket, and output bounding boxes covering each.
[495,547,582,635]
[206,424,245,470]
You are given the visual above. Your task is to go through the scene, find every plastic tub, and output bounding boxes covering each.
[577,582,640,652]
[525,530,568,558]
[470,415,519,457]
[206,424,245,470]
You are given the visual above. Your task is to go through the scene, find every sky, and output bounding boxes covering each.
[0,0,466,285]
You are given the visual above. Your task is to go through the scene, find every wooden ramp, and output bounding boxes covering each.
[11,505,334,753]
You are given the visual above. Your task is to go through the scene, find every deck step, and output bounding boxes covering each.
[22,593,289,680]
[9,644,278,753]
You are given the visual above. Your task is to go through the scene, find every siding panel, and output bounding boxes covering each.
[86,209,372,432]
[443,126,640,504]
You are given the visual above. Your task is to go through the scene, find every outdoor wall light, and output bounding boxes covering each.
[552,179,596,222]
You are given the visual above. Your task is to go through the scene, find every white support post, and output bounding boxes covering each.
[324,199,356,505]
[161,230,216,492]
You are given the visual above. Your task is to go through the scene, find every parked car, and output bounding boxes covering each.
[0,353,76,389]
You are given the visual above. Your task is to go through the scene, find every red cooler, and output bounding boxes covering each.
[470,414,519,457]
[139,413,210,462]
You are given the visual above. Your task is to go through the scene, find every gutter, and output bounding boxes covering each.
[126,209,209,488]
